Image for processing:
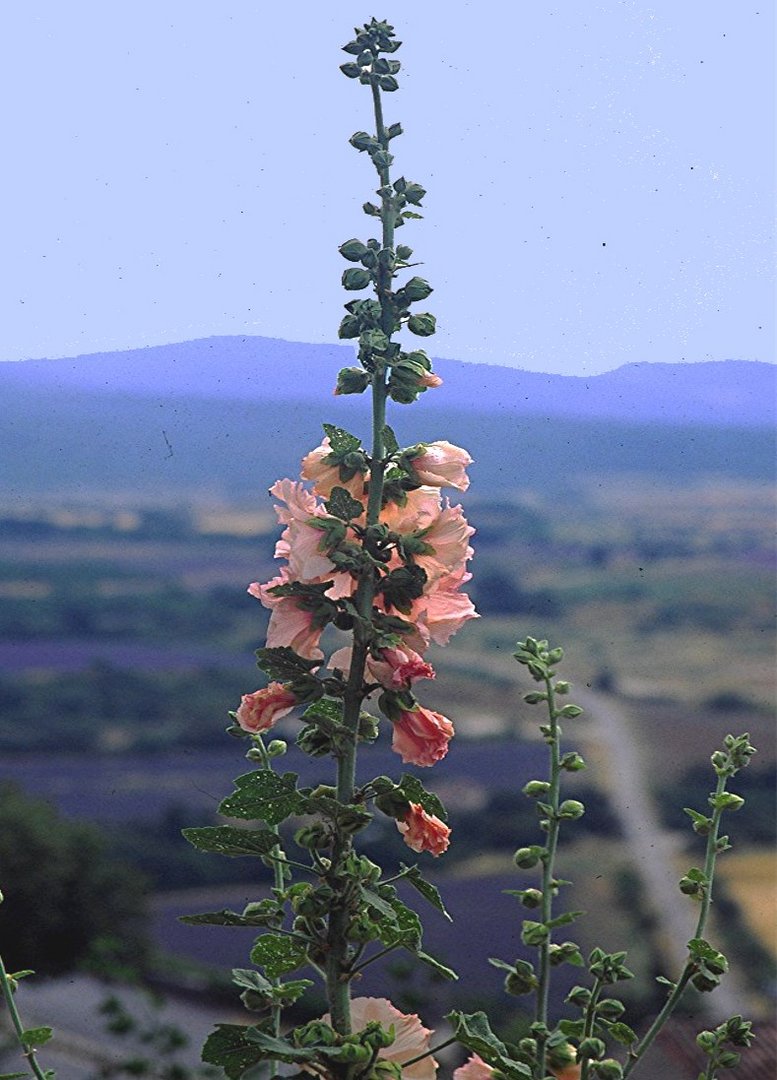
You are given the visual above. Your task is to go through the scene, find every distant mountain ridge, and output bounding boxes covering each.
[1,335,774,427]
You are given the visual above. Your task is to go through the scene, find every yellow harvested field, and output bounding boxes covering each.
[717,850,777,958]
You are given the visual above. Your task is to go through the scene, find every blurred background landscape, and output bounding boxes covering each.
[0,337,774,1077]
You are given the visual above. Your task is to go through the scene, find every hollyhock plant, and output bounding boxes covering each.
[396,802,451,857]
[11,20,757,1080]
[235,683,297,734]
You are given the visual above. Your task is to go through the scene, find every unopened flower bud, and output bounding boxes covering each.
[558,799,585,819]
[594,1060,624,1079]
[514,845,543,869]
[578,1037,606,1060]
[266,739,287,757]
[523,780,551,798]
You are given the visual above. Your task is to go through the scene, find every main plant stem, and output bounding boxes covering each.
[623,772,728,1077]
[324,71,394,1045]
[536,675,562,1079]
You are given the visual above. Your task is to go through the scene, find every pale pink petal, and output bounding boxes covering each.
[454,1056,493,1080]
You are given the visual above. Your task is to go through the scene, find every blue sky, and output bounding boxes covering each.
[1,3,773,374]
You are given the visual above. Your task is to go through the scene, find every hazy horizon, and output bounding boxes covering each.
[0,4,773,375]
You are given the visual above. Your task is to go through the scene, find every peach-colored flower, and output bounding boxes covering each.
[551,1066,581,1080]
[392,706,453,767]
[397,803,451,857]
[407,568,479,649]
[269,479,335,582]
[454,1054,493,1080]
[379,486,442,534]
[328,645,434,691]
[248,575,325,661]
[410,441,472,491]
[318,998,437,1080]
[300,437,368,500]
[418,371,443,389]
[235,683,296,733]
[354,998,438,1080]
[368,646,435,690]
[412,501,474,584]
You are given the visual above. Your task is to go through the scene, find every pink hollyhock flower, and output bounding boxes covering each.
[409,568,479,649]
[235,683,297,733]
[454,1053,579,1080]
[454,1054,493,1080]
[368,646,435,690]
[412,500,474,584]
[327,646,434,690]
[379,485,442,535]
[247,575,324,661]
[321,998,437,1080]
[397,803,451,857]
[269,479,335,582]
[300,437,368,500]
[410,441,472,491]
[418,371,443,389]
[392,705,453,767]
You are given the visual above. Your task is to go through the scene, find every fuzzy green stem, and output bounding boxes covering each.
[623,772,729,1077]
[536,673,563,1078]
[0,953,50,1080]
[325,69,395,1049]
[254,735,290,1044]
[402,1035,458,1068]
[579,977,604,1080]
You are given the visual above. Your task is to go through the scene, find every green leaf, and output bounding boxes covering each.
[606,1021,638,1046]
[0,1072,30,1079]
[182,826,278,858]
[558,1019,586,1038]
[322,423,362,455]
[219,771,305,826]
[250,934,308,978]
[396,775,447,821]
[233,969,313,1007]
[445,1012,532,1080]
[325,487,365,521]
[378,75,399,92]
[361,886,397,920]
[255,646,319,682]
[383,424,400,455]
[547,910,585,929]
[21,1028,53,1050]
[379,897,422,951]
[417,949,457,980]
[302,697,344,732]
[201,1024,270,1079]
[179,904,279,928]
[244,1030,316,1064]
[403,182,426,205]
[400,863,452,920]
[232,968,273,993]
